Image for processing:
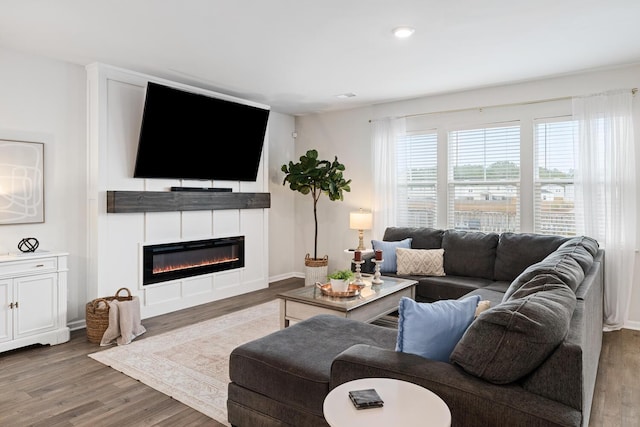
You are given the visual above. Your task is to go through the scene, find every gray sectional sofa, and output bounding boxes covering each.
[227,228,604,427]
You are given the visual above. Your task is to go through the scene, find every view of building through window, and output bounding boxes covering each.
[448,125,520,233]
[534,119,577,236]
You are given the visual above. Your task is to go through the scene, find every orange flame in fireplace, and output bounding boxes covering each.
[152,256,240,274]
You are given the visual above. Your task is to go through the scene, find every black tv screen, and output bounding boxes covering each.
[134,82,270,181]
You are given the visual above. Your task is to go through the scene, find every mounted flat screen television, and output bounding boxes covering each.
[134,81,270,181]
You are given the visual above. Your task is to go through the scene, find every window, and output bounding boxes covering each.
[448,124,520,233]
[388,100,579,237]
[396,132,437,227]
[534,119,577,236]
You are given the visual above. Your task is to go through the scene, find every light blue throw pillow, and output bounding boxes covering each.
[396,295,481,362]
[371,238,412,273]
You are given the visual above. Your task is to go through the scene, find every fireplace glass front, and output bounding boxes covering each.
[142,236,244,285]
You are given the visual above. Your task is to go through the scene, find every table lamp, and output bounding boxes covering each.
[349,209,372,251]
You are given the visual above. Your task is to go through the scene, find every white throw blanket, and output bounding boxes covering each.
[100,296,146,346]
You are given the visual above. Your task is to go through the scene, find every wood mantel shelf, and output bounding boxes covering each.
[106,191,271,213]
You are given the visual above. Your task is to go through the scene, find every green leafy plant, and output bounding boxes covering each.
[282,149,351,260]
[327,269,354,281]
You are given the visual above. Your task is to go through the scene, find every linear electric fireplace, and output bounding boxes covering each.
[142,236,244,285]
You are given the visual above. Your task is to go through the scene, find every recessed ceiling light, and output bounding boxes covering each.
[336,93,356,99]
[393,26,415,39]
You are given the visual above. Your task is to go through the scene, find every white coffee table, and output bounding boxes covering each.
[323,377,451,427]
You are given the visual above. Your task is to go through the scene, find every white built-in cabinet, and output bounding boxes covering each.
[0,252,70,353]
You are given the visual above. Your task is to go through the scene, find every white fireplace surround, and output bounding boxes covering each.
[86,63,270,319]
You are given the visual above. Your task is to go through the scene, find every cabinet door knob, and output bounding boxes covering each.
[35,264,45,267]
[9,302,14,309]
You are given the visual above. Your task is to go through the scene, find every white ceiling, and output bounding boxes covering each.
[1,0,640,115]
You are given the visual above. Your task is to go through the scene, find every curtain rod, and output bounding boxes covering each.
[369,88,638,123]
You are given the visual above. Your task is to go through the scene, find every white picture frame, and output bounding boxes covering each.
[0,139,44,224]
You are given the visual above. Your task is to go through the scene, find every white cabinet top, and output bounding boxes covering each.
[0,251,68,262]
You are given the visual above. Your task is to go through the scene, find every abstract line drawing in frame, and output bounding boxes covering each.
[0,139,44,224]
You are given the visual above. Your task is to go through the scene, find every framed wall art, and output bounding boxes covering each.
[0,139,44,224]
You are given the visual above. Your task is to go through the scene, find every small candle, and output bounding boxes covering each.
[375,249,383,261]
[354,250,362,261]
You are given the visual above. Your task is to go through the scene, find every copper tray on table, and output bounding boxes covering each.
[315,282,364,297]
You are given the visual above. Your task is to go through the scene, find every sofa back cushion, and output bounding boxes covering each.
[382,227,444,249]
[450,275,576,384]
[554,236,600,273]
[442,230,498,280]
[494,232,568,282]
[502,249,593,301]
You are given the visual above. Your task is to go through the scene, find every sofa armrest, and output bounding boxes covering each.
[330,344,581,427]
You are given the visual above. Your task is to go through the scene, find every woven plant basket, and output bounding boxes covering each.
[304,254,328,286]
[85,287,133,344]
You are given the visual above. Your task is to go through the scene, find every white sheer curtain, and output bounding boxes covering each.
[371,117,406,240]
[573,89,636,331]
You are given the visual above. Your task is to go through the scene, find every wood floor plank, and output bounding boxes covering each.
[0,278,301,427]
[1,277,638,427]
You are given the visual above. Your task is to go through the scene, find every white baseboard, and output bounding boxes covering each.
[68,319,86,331]
[623,320,640,331]
[269,272,304,283]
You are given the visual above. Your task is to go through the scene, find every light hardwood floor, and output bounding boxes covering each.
[0,277,637,426]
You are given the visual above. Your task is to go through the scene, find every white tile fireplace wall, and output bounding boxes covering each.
[86,63,269,319]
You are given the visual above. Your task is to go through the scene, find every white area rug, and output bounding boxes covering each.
[89,300,280,426]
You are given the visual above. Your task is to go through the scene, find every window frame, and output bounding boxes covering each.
[395,131,438,228]
[447,122,522,233]
[392,98,576,236]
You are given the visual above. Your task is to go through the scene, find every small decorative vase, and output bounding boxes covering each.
[330,278,349,292]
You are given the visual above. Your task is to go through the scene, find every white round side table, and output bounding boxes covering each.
[323,377,451,427]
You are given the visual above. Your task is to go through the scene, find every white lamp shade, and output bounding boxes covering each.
[350,211,372,230]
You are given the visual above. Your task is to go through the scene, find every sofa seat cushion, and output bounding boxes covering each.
[413,275,492,302]
[450,275,576,384]
[442,230,499,280]
[483,280,511,293]
[463,288,505,307]
[228,314,397,417]
[494,232,568,282]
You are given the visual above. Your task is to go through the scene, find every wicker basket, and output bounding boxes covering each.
[304,254,328,286]
[85,287,133,344]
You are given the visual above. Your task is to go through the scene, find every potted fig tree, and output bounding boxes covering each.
[282,149,351,285]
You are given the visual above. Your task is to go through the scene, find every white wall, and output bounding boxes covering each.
[86,64,273,319]
[295,63,640,329]
[0,47,87,324]
[294,108,374,274]
[266,112,297,281]
[0,49,297,329]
